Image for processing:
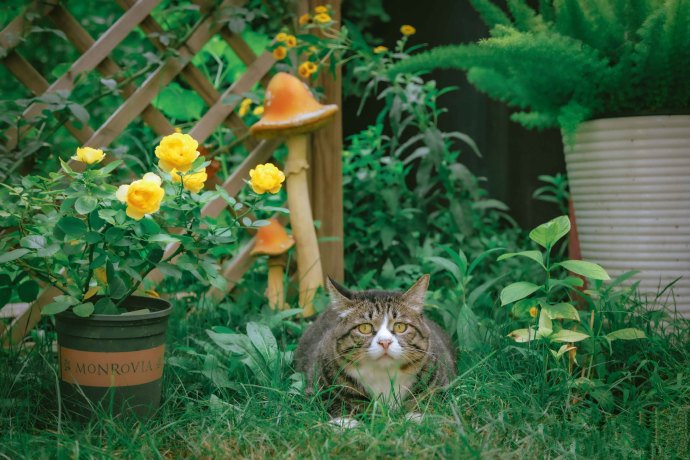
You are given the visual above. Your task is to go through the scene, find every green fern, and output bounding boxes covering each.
[388,0,690,134]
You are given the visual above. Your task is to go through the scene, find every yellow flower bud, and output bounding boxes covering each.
[400,24,416,36]
[72,147,105,165]
[154,133,199,173]
[239,98,253,117]
[253,105,264,116]
[249,163,285,194]
[275,32,288,43]
[116,173,165,220]
[314,6,328,14]
[170,168,208,194]
[273,46,287,60]
[529,306,538,318]
[299,13,311,26]
[313,12,331,24]
[373,45,388,54]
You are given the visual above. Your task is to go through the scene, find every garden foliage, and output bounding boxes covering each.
[387,0,690,134]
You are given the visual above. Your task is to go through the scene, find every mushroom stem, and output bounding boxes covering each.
[285,134,323,316]
[267,255,287,311]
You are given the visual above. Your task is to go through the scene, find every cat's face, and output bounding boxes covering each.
[327,276,431,369]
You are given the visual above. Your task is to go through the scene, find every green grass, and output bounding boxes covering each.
[2,299,689,459]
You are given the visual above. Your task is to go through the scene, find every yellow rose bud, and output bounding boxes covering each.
[529,306,538,318]
[272,46,287,60]
[299,13,311,25]
[313,13,331,24]
[170,167,208,194]
[253,105,264,116]
[275,32,288,43]
[239,98,253,117]
[116,173,165,220]
[154,133,199,173]
[72,147,105,165]
[285,35,297,48]
[249,163,285,194]
[314,6,328,14]
[373,45,388,54]
[400,25,416,36]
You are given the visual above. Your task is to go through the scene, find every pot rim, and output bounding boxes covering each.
[56,295,172,322]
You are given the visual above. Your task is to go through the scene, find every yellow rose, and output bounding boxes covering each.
[116,173,165,220]
[249,163,285,194]
[314,6,328,14]
[272,46,287,60]
[313,13,331,24]
[373,45,388,54]
[400,25,416,36]
[299,13,311,25]
[154,133,199,173]
[252,105,264,116]
[72,147,105,165]
[285,35,297,48]
[239,98,253,117]
[171,168,208,194]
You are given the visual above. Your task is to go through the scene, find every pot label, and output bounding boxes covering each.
[59,344,165,387]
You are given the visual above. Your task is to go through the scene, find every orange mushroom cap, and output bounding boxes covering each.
[249,72,338,139]
[251,218,295,256]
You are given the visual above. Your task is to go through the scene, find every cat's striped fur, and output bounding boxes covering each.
[295,275,455,415]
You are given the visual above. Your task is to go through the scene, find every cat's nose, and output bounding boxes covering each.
[378,338,392,350]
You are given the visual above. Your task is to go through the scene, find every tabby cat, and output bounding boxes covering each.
[295,275,455,422]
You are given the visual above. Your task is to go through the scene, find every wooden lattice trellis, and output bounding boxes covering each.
[0,0,344,347]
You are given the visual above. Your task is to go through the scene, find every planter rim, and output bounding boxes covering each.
[57,295,171,323]
[578,113,690,127]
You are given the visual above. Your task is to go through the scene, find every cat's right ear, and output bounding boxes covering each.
[326,276,352,310]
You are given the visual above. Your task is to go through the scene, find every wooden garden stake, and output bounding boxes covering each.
[250,72,338,316]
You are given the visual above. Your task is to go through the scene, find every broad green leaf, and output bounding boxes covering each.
[99,160,123,175]
[549,276,584,290]
[20,235,47,249]
[73,302,95,317]
[17,280,39,302]
[109,275,128,300]
[497,250,544,267]
[456,303,482,349]
[75,195,98,215]
[41,295,79,315]
[427,256,462,282]
[550,343,576,360]
[507,328,536,343]
[0,248,31,264]
[57,216,87,237]
[37,243,60,258]
[246,322,278,362]
[500,281,542,306]
[541,302,580,321]
[550,329,590,343]
[529,215,570,248]
[606,328,646,341]
[149,234,180,244]
[537,312,553,338]
[558,260,610,280]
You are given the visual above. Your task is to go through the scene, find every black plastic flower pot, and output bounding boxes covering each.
[55,295,171,419]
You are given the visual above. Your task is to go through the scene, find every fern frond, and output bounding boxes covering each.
[469,0,513,29]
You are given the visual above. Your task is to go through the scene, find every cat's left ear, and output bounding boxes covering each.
[326,276,353,310]
[401,274,430,313]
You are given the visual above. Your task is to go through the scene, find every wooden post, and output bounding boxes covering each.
[302,0,345,283]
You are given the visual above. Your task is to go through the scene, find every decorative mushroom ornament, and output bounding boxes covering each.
[250,218,294,311]
[250,72,338,317]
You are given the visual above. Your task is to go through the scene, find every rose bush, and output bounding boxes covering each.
[0,134,284,316]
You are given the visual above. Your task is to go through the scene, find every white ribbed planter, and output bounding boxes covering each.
[565,115,690,317]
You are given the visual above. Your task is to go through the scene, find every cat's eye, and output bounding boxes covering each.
[393,322,408,333]
[357,323,373,334]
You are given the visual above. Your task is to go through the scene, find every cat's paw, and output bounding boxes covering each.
[329,416,359,429]
[405,412,423,423]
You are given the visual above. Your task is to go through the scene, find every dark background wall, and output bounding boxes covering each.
[342,0,566,229]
